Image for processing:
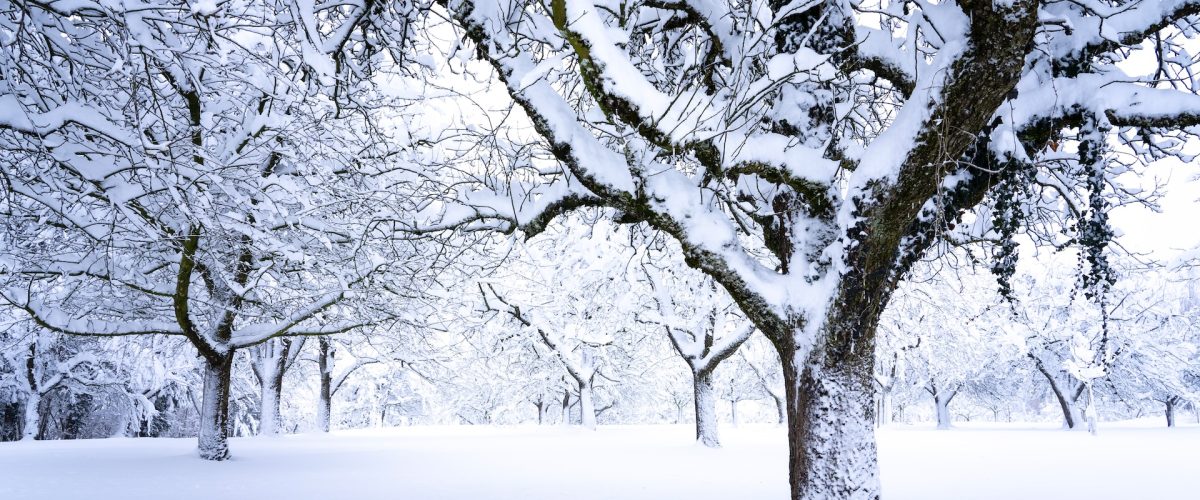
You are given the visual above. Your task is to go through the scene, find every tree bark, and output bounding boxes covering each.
[533,398,553,425]
[1032,356,1081,429]
[560,389,571,426]
[317,339,333,433]
[779,341,879,500]
[198,354,234,461]
[1165,397,1177,428]
[259,369,284,436]
[876,387,893,427]
[928,384,956,430]
[253,340,292,436]
[579,380,597,430]
[934,392,954,430]
[22,343,40,441]
[693,369,719,447]
[21,393,41,441]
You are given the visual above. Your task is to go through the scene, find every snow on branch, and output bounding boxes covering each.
[230,292,352,348]
[417,179,605,239]
[1048,0,1200,60]
[850,27,917,96]
[2,288,184,338]
[1008,75,1200,130]
[477,283,592,384]
[449,0,803,332]
[642,264,756,372]
[0,96,139,147]
[228,258,388,347]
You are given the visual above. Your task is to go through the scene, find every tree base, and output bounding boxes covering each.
[198,443,231,461]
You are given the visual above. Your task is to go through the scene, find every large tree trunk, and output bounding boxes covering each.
[779,342,879,500]
[928,385,956,430]
[1165,398,1177,428]
[579,380,597,430]
[253,340,292,437]
[317,339,333,433]
[198,354,234,461]
[21,393,41,441]
[693,369,719,447]
[934,392,954,430]
[259,367,285,436]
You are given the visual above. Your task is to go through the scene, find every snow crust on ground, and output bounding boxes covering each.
[1,422,1196,499]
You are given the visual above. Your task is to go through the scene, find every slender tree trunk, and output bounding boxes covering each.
[579,381,596,430]
[534,399,549,425]
[876,386,893,427]
[22,343,40,441]
[1165,398,1177,428]
[778,342,879,500]
[198,354,234,461]
[1033,359,1079,429]
[730,398,739,428]
[1084,384,1097,435]
[21,393,41,441]
[317,339,333,433]
[693,369,719,447]
[745,354,786,425]
[560,390,571,426]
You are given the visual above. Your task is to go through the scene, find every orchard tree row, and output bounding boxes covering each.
[4,1,1200,498]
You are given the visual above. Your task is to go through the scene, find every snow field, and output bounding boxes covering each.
[2,423,1197,500]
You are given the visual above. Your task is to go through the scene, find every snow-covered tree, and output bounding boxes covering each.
[9,330,111,440]
[0,0,430,459]
[738,335,788,425]
[411,1,1200,495]
[0,318,183,441]
[475,220,664,430]
[248,339,305,436]
[637,251,754,446]
[879,259,1025,429]
[313,336,382,432]
[1100,270,1200,427]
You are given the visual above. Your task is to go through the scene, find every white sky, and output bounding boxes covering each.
[1110,157,1200,259]
[1104,39,1200,260]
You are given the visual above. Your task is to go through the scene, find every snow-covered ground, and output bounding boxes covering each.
[1,422,1197,499]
